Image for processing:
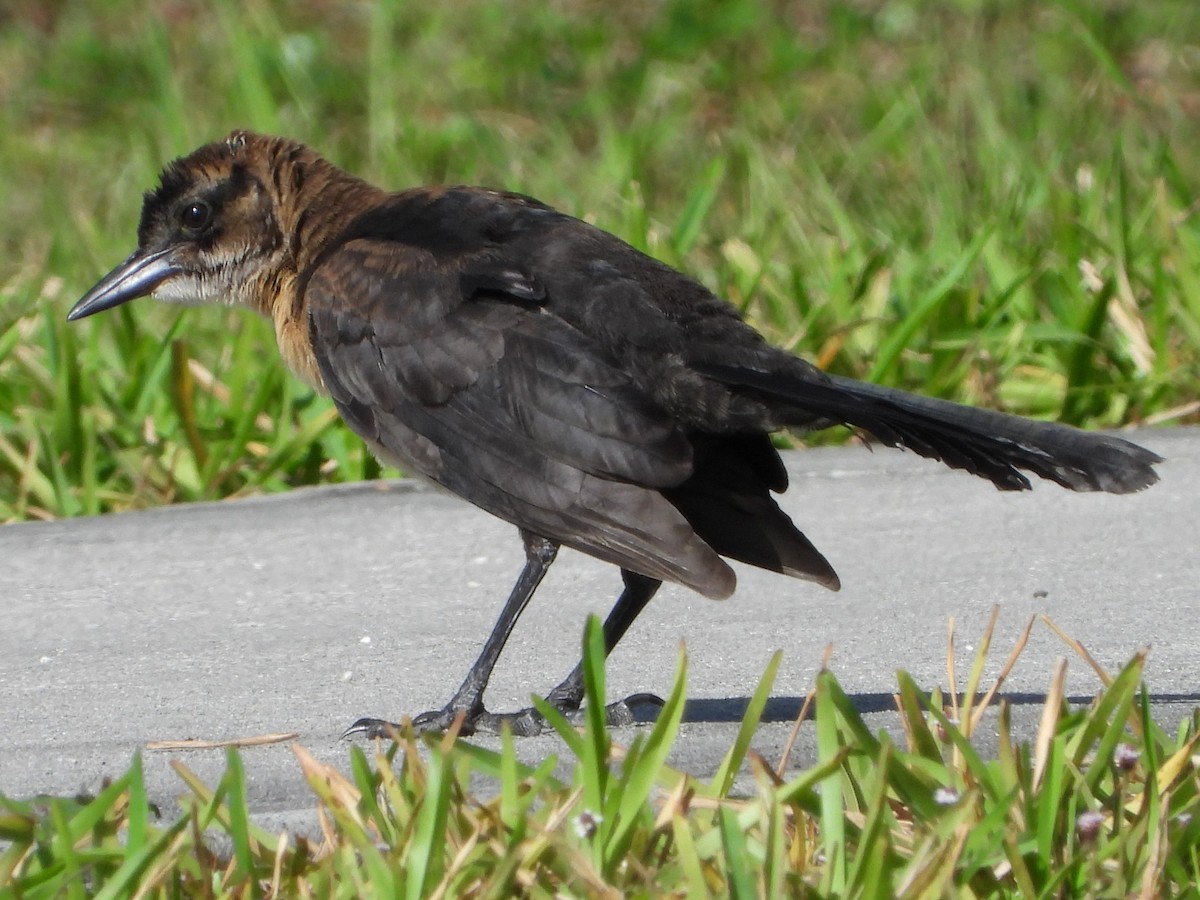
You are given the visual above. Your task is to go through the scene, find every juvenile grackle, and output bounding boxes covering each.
[69,132,1162,736]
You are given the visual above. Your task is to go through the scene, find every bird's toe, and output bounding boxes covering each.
[341,716,402,740]
[607,692,666,726]
[561,692,665,727]
[473,707,546,736]
[412,707,477,736]
[342,692,664,741]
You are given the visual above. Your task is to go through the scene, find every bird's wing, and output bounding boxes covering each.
[306,238,736,598]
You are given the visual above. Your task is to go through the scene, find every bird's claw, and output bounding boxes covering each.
[340,709,476,739]
[340,716,401,740]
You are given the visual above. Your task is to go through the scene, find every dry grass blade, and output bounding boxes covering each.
[946,615,959,723]
[1111,265,1156,375]
[957,605,1001,738]
[895,823,969,897]
[1032,657,1068,790]
[653,774,694,831]
[428,828,483,900]
[269,827,289,897]
[292,742,364,823]
[1041,615,1116,686]
[186,357,275,432]
[775,687,817,779]
[1143,399,1200,425]
[1155,733,1200,796]
[145,732,299,750]
[968,615,1036,734]
[170,341,208,469]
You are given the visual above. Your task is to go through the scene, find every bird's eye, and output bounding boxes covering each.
[180,201,211,231]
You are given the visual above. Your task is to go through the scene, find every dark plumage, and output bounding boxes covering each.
[69,132,1162,736]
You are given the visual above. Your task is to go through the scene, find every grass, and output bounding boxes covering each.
[2,614,1198,897]
[0,0,1198,520]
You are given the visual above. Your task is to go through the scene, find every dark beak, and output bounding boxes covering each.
[67,247,182,321]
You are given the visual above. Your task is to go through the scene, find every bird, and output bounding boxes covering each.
[69,131,1162,737]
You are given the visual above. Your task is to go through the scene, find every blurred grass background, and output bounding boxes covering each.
[0,0,1197,521]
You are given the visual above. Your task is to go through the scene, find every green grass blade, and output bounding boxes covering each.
[844,742,896,898]
[709,650,780,799]
[671,157,726,257]
[718,804,757,900]
[222,747,260,893]
[815,670,847,894]
[605,642,688,863]
[578,615,611,846]
[868,226,995,385]
[405,748,450,900]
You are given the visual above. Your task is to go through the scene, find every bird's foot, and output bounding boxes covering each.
[462,692,665,736]
[342,692,664,740]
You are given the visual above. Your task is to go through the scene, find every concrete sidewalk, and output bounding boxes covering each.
[2,429,1195,832]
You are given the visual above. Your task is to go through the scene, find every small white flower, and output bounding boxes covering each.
[934,787,960,805]
[573,810,603,840]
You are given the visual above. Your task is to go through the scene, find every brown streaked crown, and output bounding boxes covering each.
[132,132,381,311]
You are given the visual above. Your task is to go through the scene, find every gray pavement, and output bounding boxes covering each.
[2,428,1196,833]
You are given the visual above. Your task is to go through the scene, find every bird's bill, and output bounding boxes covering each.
[67,248,182,321]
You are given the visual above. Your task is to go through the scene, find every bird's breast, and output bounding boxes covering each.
[273,310,327,393]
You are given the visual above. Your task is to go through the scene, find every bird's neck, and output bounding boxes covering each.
[248,150,386,392]
[284,160,386,266]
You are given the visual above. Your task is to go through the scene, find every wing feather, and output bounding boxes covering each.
[306,238,735,598]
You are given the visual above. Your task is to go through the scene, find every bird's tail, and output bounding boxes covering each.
[695,362,1162,494]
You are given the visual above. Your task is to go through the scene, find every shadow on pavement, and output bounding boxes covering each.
[678,692,1200,725]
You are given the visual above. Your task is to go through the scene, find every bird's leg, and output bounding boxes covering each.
[343,530,558,739]
[473,569,663,736]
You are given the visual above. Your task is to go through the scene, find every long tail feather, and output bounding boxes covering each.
[696,362,1162,494]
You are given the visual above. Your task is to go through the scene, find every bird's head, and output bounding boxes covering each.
[69,131,317,321]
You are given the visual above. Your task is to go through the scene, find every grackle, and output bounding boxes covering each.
[69,132,1162,736]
